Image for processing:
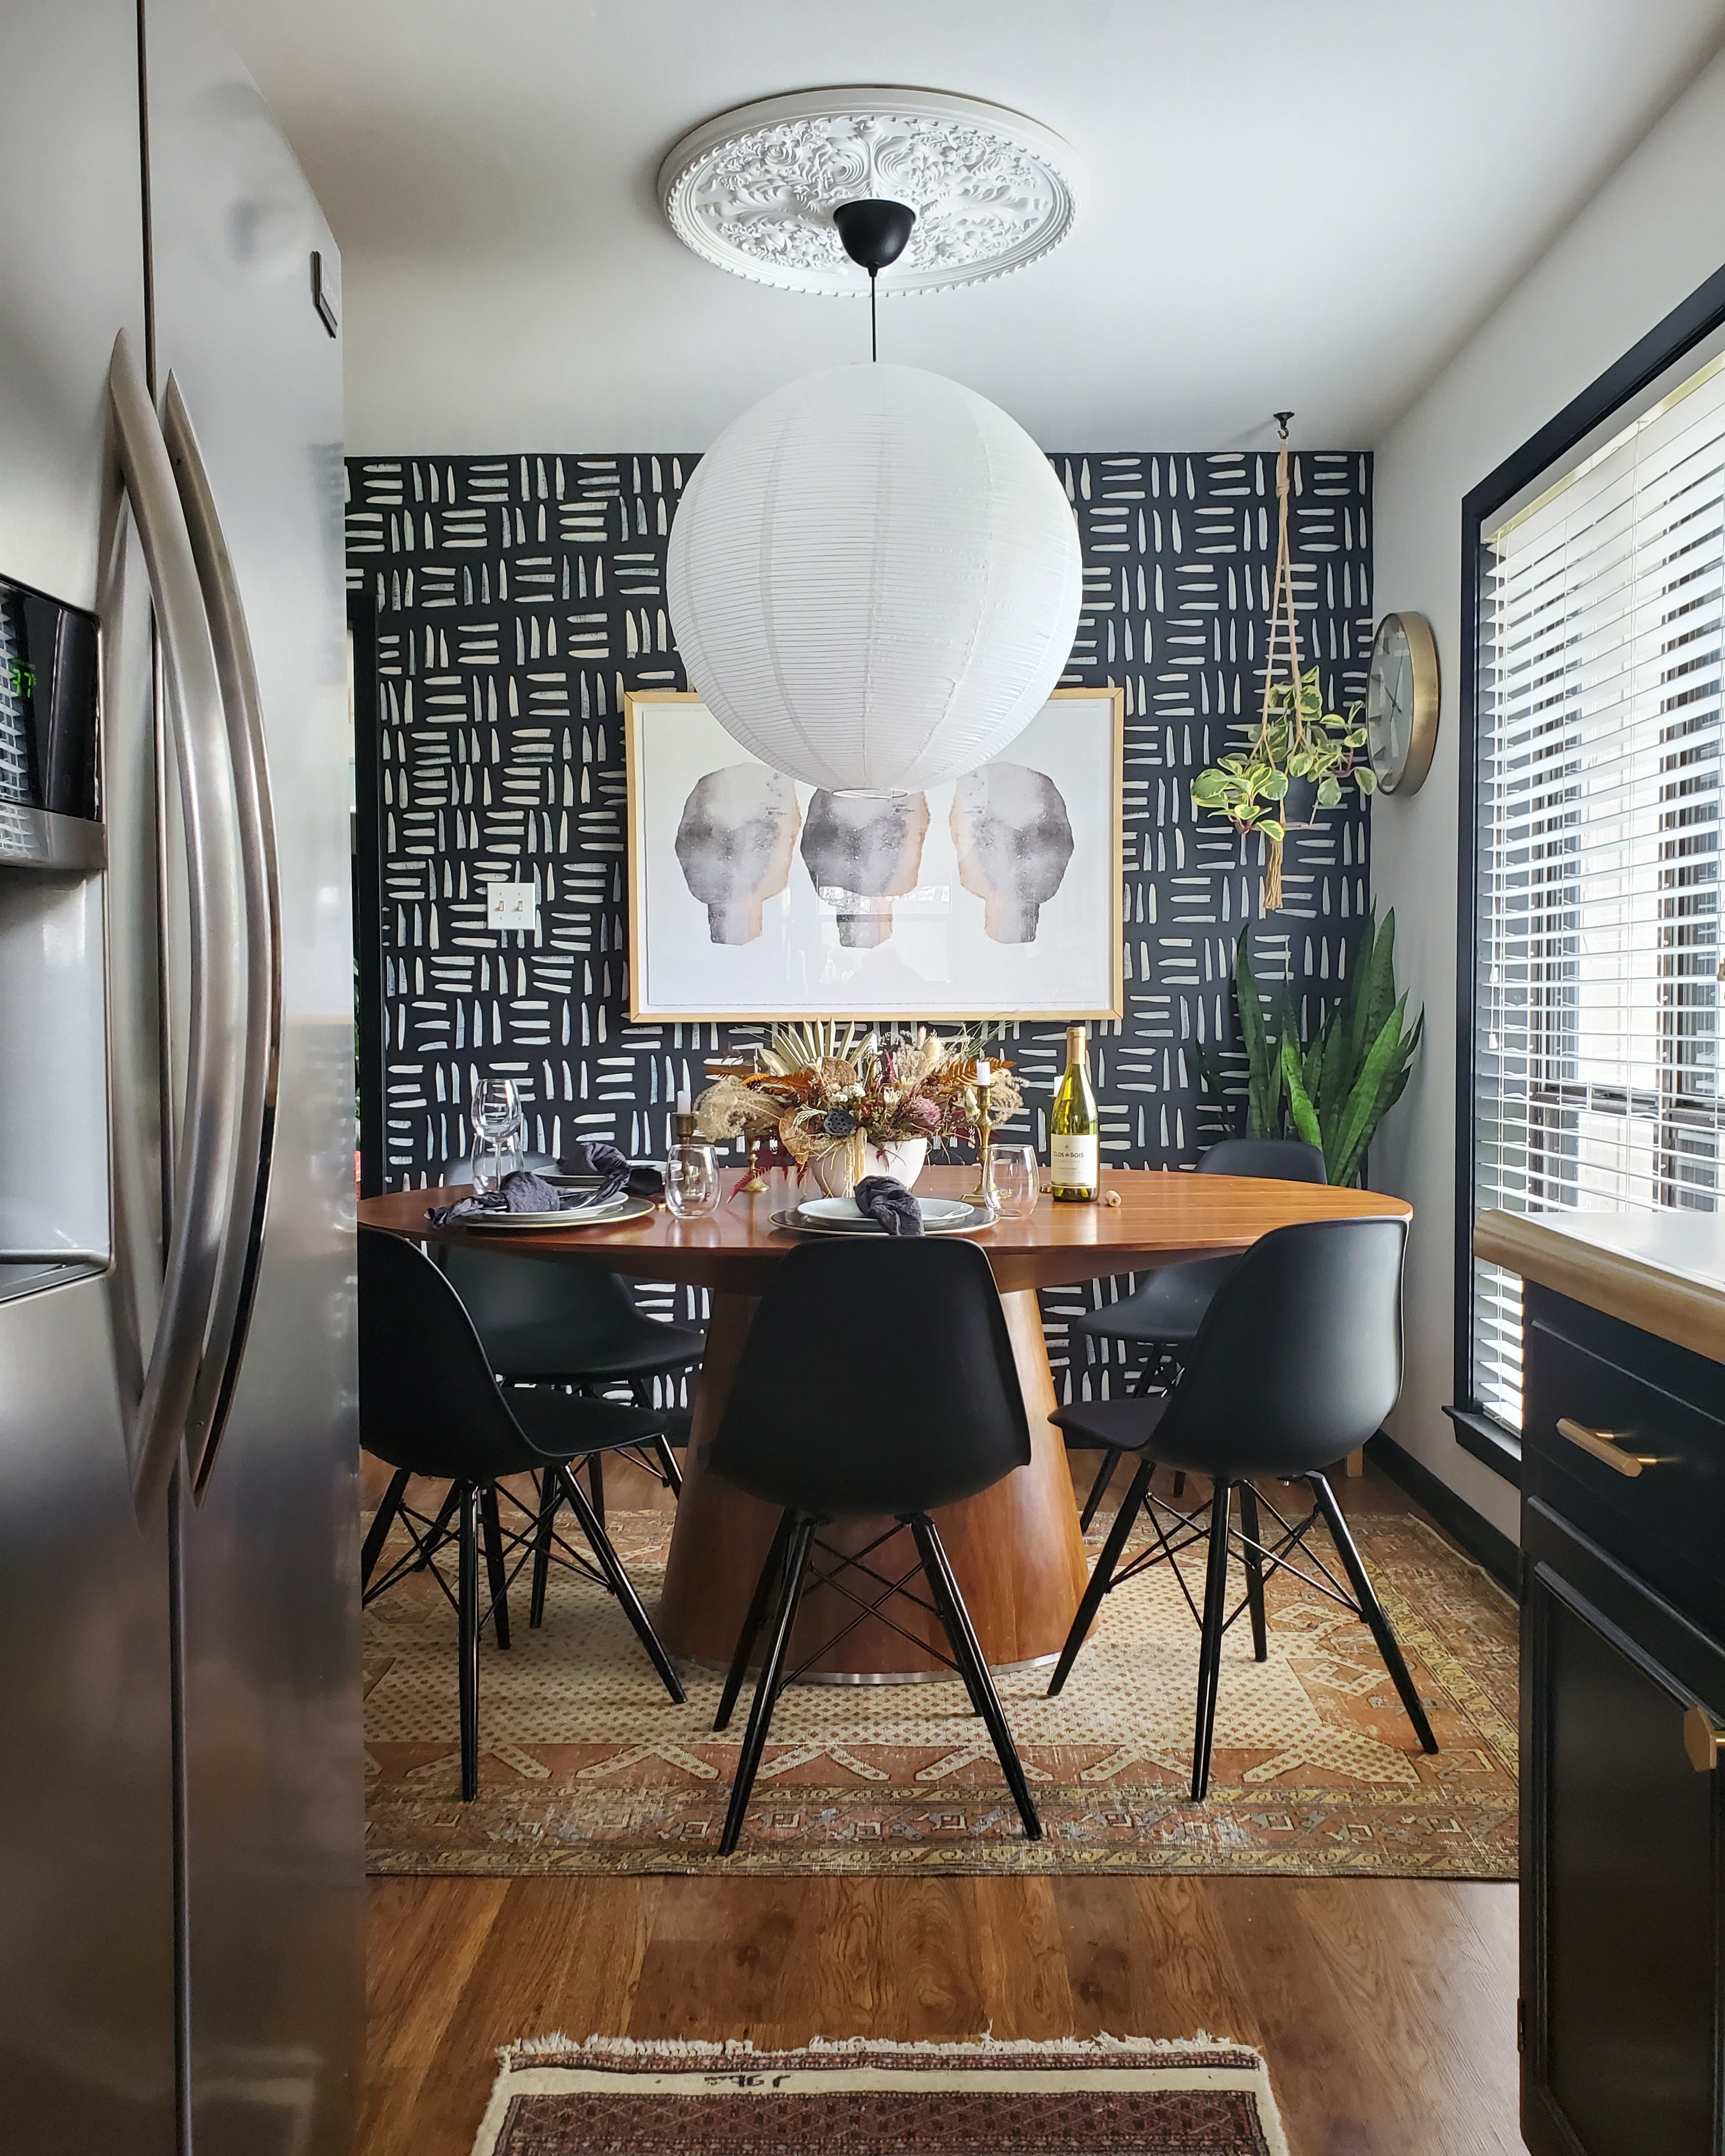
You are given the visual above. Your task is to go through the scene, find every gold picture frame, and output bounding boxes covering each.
[624,686,1124,1023]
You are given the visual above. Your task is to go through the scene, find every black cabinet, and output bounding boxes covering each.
[1520,1284,1725,2156]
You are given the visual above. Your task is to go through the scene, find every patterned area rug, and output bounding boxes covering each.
[365,1501,1517,1879]
[470,2036,1290,2156]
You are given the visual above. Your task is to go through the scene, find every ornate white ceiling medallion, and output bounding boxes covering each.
[658,88,1084,295]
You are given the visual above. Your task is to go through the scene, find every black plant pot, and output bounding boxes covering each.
[1281,775,1319,828]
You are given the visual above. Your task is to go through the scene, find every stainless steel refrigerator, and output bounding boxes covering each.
[0,3,363,2151]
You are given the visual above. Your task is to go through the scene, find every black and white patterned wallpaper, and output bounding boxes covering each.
[347,448,1372,1395]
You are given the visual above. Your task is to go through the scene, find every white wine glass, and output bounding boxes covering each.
[470,1078,523,1194]
[665,1140,720,1220]
[987,1144,1040,1219]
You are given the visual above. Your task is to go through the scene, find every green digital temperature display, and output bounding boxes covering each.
[0,576,99,819]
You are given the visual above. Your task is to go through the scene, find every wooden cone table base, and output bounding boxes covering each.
[654,1288,1089,1677]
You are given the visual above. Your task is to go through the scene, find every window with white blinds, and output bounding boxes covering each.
[1472,352,1724,1429]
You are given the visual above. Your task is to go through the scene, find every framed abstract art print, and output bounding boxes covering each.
[624,687,1123,1022]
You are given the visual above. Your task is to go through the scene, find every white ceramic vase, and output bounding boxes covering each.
[811,1137,927,1198]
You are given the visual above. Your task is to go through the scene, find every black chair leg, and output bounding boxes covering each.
[1237,1483,1268,1663]
[1048,1453,1156,1696]
[1129,1351,1165,1397]
[586,1449,605,1528]
[909,1515,987,1722]
[715,1509,794,1733]
[457,1485,481,1801]
[1138,1352,1188,1501]
[1078,1445,1121,1533]
[361,1465,412,1589]
[912,1517,1042,1841]
[720,1514,817,1857]
[418,1481,461,1567]
[1074,1344,1172,1533]
[556,1466,686,1705]
[479,1485,511,1650]
[529,1470,557,1628]
[1308,1473,1439,1754]
[1190,1477,1234,1801]
[652,1434,683,1497]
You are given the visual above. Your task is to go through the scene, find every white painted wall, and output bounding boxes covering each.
[1370,46,1725,1541]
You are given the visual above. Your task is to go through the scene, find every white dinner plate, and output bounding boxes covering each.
[797,1194,974,1226]
[771,1204,992,1238]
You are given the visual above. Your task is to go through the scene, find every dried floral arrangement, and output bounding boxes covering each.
[695,1020,1023,1192]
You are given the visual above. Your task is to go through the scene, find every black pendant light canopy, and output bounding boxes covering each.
[833,197,917,273]
[835,198,917,361]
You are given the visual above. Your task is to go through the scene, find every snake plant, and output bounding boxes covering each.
[1201,911,1423,1188]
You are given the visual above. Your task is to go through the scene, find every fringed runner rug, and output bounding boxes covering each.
[469,2036,1290,2156]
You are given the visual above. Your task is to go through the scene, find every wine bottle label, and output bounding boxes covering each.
[1050,1134,1098,1189]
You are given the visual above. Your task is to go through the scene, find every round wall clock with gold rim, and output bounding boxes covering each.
[1364,611,1440,795]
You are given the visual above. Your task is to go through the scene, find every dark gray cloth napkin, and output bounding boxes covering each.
[427,1144,662,1227]
[427,1169,574,1226]
[557,1140,664,1202]
[853,1176,924,1238]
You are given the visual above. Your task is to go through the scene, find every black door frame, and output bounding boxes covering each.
[349,587,386,1201]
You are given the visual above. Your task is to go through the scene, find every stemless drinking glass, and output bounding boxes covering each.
[470,1077,523,1194]
[987,1144,1040,1219]
[664,1139,721,1219]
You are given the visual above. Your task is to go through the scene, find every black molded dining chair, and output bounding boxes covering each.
[439,1151,703,1610]
[1069,1136,1326,1528]
[358,1226,686,1800]
[1046,1214,1437,1801]
[704,1237,1043,1855]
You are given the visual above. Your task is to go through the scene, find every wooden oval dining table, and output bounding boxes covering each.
[357,1166,1410,1683]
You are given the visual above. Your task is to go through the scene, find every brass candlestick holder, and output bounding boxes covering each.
[961,1075,995,1206]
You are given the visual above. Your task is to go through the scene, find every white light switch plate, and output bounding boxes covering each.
[486,880,538,931]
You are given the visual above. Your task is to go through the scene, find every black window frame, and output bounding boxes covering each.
[1451,257,1725,1474]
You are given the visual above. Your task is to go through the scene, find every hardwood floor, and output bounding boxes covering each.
[357,1454,1522,2155]
[360,1873,1519,2155]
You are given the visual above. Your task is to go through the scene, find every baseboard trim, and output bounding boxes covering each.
[1364,1431,1520,1596]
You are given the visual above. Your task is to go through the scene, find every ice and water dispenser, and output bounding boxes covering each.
[0,570,110,1298]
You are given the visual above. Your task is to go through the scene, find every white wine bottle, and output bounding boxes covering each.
[1048,1023,1099,1202]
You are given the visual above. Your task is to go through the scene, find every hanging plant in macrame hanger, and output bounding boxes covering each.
[1191,414,1375,910]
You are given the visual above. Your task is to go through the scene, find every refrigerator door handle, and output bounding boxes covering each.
[161,375,282,1500]
[107,330,246,1520]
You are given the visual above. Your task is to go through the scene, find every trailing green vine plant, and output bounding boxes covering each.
[1191,666,1375,891]
[1199,910,1422,1188]
[1189,431,1376,909]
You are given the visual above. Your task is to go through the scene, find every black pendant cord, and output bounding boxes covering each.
[833,198,914,366]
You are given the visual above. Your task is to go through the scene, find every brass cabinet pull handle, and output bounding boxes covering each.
[1683,1707,1724,1775]
[1554,1417,1670,1478]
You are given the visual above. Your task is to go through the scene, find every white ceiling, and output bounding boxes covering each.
[212,0,1725,456]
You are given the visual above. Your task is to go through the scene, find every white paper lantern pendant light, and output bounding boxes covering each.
[666,189,1082,795]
